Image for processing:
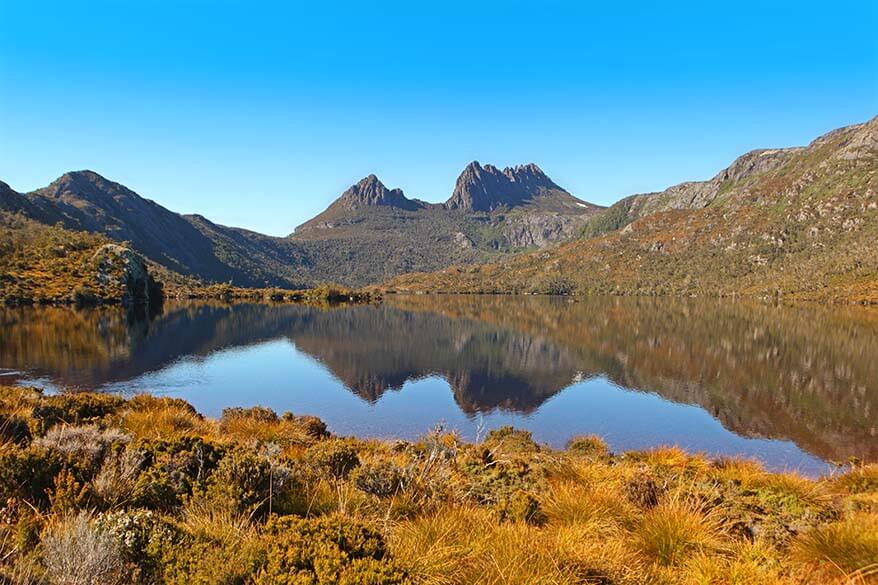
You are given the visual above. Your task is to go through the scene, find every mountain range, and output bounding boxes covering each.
[387,116,878,303]
[2,115,876,301]
[0,161,601,289]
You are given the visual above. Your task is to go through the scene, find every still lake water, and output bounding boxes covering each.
[2,296,876,476]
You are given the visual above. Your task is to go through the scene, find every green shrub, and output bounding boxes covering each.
[484,426,540,454]
[95,509,180,583]
[203,448,295,517]
[565,434,609,458]
[30,392,126,435]
[256,515,407,585]
[0,445,62,507]
[307,440,361,481]
[129,437,224,511]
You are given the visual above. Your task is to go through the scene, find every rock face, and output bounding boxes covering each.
[335,175,422,211]
[445,161,577,211]
[92,244,162,307]
[501,214,587,248]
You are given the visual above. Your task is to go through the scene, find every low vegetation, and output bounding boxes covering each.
[1,386,875,584]
[0,219,376,307]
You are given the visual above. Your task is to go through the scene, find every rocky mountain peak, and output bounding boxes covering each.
[337,174,415,209]
[445,161,565,211]
[38,170,138,203]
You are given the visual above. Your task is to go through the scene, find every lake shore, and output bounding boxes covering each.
[1,386,876,584]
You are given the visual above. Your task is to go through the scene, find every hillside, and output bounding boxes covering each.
[1,163,601,288]
[384,116,878,303]
[0,217,161,306]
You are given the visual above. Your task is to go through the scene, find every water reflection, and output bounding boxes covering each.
[1,296,875,467]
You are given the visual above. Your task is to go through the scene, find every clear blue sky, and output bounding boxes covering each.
[1,1,876,236]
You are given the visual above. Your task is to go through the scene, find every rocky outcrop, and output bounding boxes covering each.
[445,161,576,211]
[335,175,421,211]
[501,214,590,248]
[92,244,162,307]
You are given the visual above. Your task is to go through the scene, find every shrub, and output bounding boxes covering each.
[129,437,224,511]
[483,426,540,455]
[0,445,62,507]
[30,392,126,435]
[49,469,89,515]
[203,448,294,517]
[41,512,130,585]
[256,515,406,585]
[95,509,180,583]
[352,461,406,498]
[307,440,361,481]
[0,413,31,446]
[565,435,608,458]
[34,425,129,478]
[495,489,546,525]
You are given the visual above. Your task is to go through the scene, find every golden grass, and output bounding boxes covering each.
[792,514,878,582]
[634,498,723,567]
[120,397,214,440]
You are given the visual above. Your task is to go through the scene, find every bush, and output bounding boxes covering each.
[95,509,180,583]
[41,512,130,585]
[484,426,540,455]
[203,448,294,517]
[307,440,361,481]
[0,445,62,507]
[0,413,31,446]
[256,515,407,585]
[495,490,546,525]
[352,461,406,498]
[129,437,224,511]
[30,393,126,435]
[565,435,608,458]
[34,425,129,478]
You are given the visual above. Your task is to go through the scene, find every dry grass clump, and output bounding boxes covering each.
[792,513,878,582]
[120,395,214,439]
[633,497,723,567]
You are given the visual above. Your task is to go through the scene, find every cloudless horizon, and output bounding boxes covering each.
[1,0,876,236]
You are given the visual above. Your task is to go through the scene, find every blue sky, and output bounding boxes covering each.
[1,1,876,236]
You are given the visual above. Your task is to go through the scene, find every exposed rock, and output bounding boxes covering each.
[335,174,421,211]
[445,161,596,213]
[501,214,589,248]
[92,244,162,307]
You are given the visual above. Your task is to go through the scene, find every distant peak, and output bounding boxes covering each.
[336,174,419,210]
[445,160,562,211]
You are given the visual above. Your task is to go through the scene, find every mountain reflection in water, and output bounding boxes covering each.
[1,296,876,473]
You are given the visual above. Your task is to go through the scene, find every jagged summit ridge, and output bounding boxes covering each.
[445,160,586,212]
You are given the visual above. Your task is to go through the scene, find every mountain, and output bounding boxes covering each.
[1,163,601,288]
[445,161,596,213]
[385,116,878,303]
[291,164,603,283]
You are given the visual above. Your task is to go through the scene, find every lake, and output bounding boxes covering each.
[2,295,876,476]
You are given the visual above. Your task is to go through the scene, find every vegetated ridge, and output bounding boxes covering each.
[385,116,878,303]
